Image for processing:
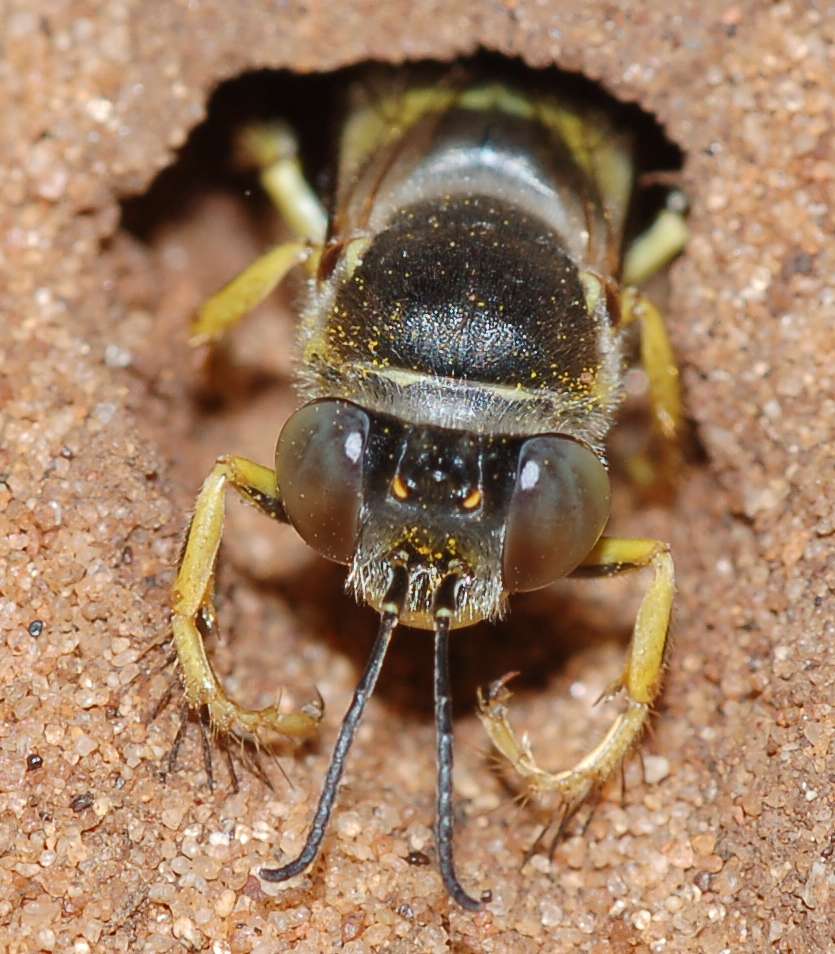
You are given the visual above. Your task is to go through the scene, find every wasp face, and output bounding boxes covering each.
[275,398,611,628]
[352,419,513,629]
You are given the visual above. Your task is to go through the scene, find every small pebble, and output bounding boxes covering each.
[172,916,200,946]
[406,850,430,867]
[632,909,652,931]
[643,755,671,784]
[214,888,236,918]
[70,792,94,813]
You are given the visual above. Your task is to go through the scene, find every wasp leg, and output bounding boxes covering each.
[622,204,688,287]
[172,455,323,746]
[477,537,674,826]
[619,201,687,490]
[238,121,328,248]
[190,122,326,344]
[620,288,682,445]
[190,239,313,345]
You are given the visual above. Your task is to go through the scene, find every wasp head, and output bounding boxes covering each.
[275,398,611,629]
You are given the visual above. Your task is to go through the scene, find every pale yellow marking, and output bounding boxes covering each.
[341,235,372,280]
[391,474,409,500]
[172,456,323,744]
[579,270,604,315]
[537,101,633,233]
[457,83,535,119]
[623,208,689,287]
[190,240,312,345]
[357,365,548,404]
[478,537,674,820]
[462,488,482,510]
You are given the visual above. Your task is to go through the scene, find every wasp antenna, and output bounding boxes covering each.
[521,821,550,870]
[432,575,487,912]
[260,564,407,885]
[222,743,240,794]
[267,750,292,790]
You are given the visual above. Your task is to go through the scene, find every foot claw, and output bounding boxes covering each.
[593,678,623,707]
[479,670,520,709]
[302,687,325,721]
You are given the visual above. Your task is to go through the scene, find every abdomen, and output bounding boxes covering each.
[299,89,627,446]
[328,192,598,390]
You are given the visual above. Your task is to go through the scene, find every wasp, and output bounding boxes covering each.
[171,66,687,910]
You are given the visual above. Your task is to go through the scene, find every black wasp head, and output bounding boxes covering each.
[274,398,611,629]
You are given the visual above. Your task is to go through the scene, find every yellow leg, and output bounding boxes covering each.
[478,537,674,819]
[172,455,323,745]
[622,204,688,287]
[620,288,681,443]
[190,239,313,345]
[190,122,328,345]
[238,121,328,247]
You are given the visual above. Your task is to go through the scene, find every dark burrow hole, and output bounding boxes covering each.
[117,57,687,722]
[121,57,683,242]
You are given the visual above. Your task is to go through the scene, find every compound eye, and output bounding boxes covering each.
[502,436,610,592]
[275,400,370,564]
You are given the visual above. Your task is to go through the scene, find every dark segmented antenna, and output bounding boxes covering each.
[432,573,487,911]
[260,563,409,885]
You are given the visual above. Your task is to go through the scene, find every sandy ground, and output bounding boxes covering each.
[1,2,833,952]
